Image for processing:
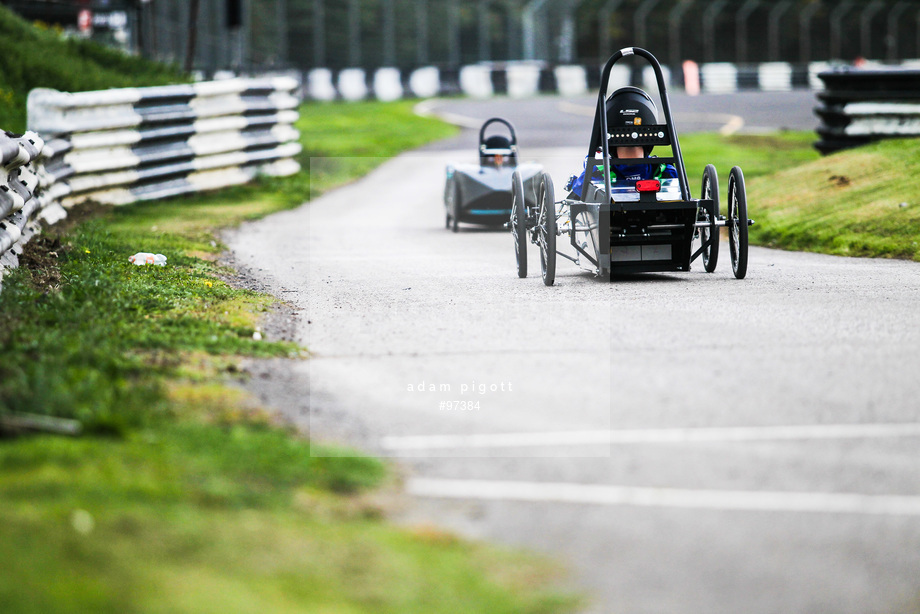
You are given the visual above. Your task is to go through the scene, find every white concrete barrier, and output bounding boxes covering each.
[507,63,541,98]
[308,57,878,102]
[758,62,793,91]
[554,65,588,97]
[338,68,368,101]
[459,65,494,99]
[701,63,739,94]
[307,68,337,101]
[409,67,441,98]
[373,67,403,102]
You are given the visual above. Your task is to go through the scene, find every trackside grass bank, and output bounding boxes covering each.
[680,131,919,260]
[744,138,920,260]
[0,101,577,613]
[0,5,185,132]
[677,131,819,182]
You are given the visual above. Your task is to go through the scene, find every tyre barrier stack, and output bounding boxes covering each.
[28,77,301,208]
[814,68,920,155]
[0,130,44,289]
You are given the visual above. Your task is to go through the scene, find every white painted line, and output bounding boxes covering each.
[413,99,483,129]
[717,114,745,136]
[407,478,920,516]
[381,423,920,451]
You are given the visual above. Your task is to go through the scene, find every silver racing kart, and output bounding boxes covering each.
[444,118,542,232]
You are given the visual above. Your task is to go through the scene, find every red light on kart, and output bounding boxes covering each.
[636,179,661,192]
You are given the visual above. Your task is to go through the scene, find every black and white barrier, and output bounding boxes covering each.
[304,60,920,101]
[0,130,44,287]
[815,68,920,155]
[28,78,301,208]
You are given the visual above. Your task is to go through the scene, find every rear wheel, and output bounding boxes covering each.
[699,164,720,273]
[451,185,460,233]
[511,170,527,278]
[538,173,556,286]
[728,166,749,280]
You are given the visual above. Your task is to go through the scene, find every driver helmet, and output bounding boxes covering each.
[605,86,659,156]
[480,135,515,167]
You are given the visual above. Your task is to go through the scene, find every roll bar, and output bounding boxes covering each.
[580,47,692,204]
[479,117,517,149]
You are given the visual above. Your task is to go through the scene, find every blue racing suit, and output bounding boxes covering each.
[569,156,678,194]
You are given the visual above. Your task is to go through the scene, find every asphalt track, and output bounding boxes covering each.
[416,90,820,150]
[226,91,920,614]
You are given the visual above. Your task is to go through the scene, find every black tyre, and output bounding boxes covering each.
[538,172,556,286]
[451,185,460,233]
[728,166,749,280]
[700,164,720,273]
[511,170,527,278]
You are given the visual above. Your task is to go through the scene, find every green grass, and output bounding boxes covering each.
[0,98,456,423]
[744,138,920,260]
[0,98,573,613]
[671,131,920,260]
[677,131,820,182]
[0,425,572,614]
[0,5,185,132]
[297,100,459,200]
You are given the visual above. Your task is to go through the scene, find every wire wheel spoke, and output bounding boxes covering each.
[728,166,748,279]
[537,173,556,286]
[511,171,527,278]
[699,164,720,273]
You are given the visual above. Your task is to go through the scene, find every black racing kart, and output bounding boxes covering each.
[511,47,753,285]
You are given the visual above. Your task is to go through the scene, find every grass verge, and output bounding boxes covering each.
[678,131,919,260]
[744,138,920,260]
[0,101,577,613]
[677,130,820,182]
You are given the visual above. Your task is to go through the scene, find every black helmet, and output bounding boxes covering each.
[605,86,659,155]
[480,135,515,167]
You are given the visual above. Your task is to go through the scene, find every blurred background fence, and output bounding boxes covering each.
[5,0,920,77]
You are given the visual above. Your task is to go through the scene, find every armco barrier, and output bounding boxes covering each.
[0,78,300,291]
[815,68,920,155]
[29,78,301,208]
[0,130,44,288]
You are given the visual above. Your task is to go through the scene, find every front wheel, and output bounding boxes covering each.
[699,164,720,273]
[727,166,749,279]
[511,170,527,278]
[538,172,556,286]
